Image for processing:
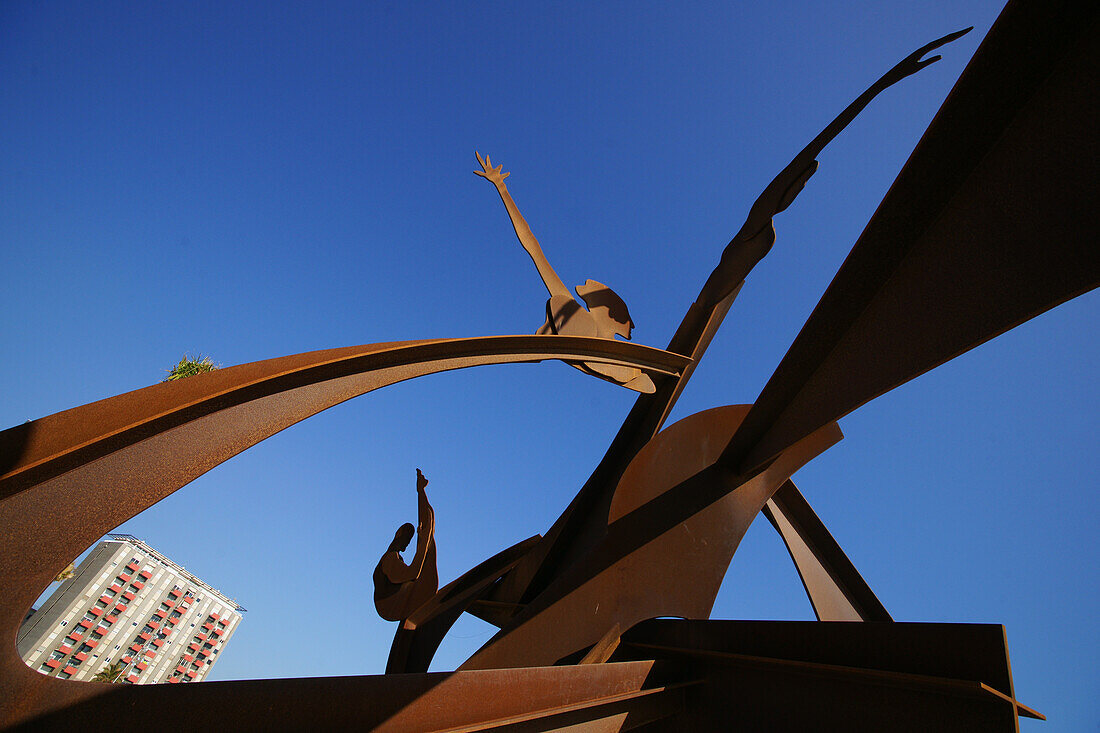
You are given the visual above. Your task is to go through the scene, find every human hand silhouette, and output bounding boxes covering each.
[416,468,428,491]
[474,151,510,186]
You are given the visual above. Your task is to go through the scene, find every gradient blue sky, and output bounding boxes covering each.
[2,1,1096,728]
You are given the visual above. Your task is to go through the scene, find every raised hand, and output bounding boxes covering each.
[474,151,510,186]
[416,468,428,491]
[882,27,972,87]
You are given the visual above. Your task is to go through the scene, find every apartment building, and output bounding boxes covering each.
[18,534,244,684]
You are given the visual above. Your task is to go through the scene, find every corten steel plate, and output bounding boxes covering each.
[2,0,1096,728]
[458,406,842,671]
[0,335,688,729]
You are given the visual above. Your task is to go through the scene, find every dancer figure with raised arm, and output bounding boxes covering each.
[373,469,439,622]
[475,152,656,393]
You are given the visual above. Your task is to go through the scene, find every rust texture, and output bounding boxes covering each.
[2,0,1096,728]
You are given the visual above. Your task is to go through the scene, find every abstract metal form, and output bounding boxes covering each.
[1,0,1096,729]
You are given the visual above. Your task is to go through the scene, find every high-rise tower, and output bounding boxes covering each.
[18,534,243,684]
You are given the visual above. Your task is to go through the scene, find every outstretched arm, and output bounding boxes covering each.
[697,27,972,308]
[475,152,572,299]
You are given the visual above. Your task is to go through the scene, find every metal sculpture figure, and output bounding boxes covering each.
[475,151,656,394]
[374,469,439,623]
[0,0,1095,729]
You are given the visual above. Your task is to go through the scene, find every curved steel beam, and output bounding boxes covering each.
[0,334,689,729]
[460,406,841,671]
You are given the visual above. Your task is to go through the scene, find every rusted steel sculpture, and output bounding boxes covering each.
[1,0,1096,729]
[373,470,439,623]
[475,151,655,394]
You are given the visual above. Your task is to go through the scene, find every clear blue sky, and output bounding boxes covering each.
[2,1,1095,728]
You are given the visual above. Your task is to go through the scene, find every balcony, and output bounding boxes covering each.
[45,659,60,669]
[139,570,152,579]
[89,607,102,616]
[114,604,127,613]
[74,652,87,662]
[78,619,92,629]
[58,644,72,654]
[105,615,117,624]
[63,666,77,676]
[122,592,135,601]
[117,573,131,582]
[143,649,156,659]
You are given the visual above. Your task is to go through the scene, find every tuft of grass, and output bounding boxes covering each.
[164,354,219,382]
[53,562,75,583]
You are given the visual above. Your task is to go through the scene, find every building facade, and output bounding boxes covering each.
[18,534,243,684]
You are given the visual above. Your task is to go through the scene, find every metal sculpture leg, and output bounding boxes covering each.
[763,480,891,622]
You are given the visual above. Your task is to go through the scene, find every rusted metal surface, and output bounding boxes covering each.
[721,0,1100,474]
[0,336,688,729]
[490,28,974,613]
[386,535,541,674]
[763,480,891,622]
[373,470,439,623]
[2,0,1094,728]
[475,152,656,394]
[615,619,1042,730]
[6,660,688,732]
[459,407,842,670]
